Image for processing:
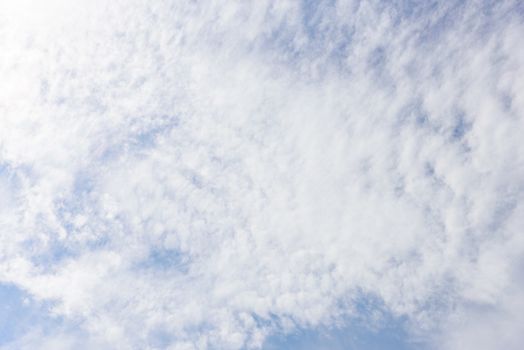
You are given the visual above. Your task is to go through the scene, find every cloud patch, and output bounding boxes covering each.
[0,1,523,349]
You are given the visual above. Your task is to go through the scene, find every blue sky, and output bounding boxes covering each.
[0,1,523,349]
[265,324,416,350]
[264,306,421,350]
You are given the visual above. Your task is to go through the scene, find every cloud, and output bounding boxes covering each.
[0,0,523,349]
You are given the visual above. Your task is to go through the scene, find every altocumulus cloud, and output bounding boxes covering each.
[0,0,523,349]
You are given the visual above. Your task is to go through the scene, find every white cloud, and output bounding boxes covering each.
[0,1,523,349]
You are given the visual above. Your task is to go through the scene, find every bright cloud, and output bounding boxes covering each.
[0,1,523,349]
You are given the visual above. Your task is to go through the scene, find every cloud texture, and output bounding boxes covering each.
[0,0,523,349]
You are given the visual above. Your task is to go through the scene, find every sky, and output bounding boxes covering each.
[0,0,523,349]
